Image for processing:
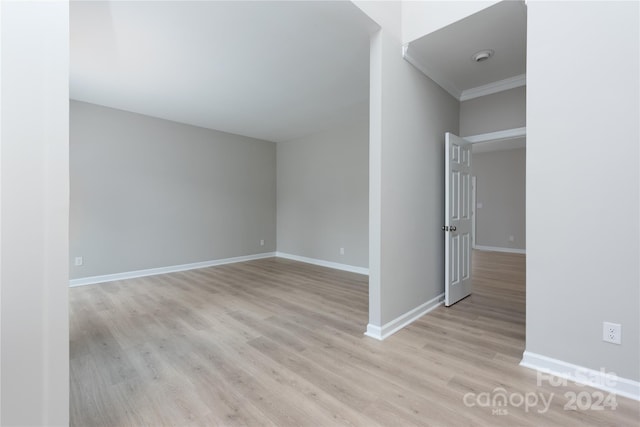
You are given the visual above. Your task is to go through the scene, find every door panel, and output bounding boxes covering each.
[445,133,472,306]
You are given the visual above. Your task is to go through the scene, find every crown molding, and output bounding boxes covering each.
[402,43,526,102]
[402,44,462,100]
[460,74,526,101]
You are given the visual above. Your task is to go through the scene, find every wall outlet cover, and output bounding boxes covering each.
[603,322,621,345]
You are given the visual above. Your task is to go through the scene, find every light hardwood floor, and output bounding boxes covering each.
[70,251,639,426]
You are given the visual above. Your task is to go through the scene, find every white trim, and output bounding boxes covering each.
[69,252,277,287]
[365,324,383,340]
[70,252,369,287]
[474,245,526,254]
[369,28,384,348]
[471,176,477,249]
[275,252,369,276]
[521,351,640,401]
[401,44,525,102]
[459,74,526,101]
[364,293,445,340]
[0,4,3,416]
[465,127,526,144]
[402,44,462,100]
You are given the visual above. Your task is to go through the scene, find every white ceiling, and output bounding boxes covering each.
[70,1,378,143]
[404,0,527,100]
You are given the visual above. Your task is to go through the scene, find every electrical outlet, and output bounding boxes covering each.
[260,239,265,246]
[603,322,621,345]
[339,247,345,255]
[74,256,83,266]
[509,235,515,242]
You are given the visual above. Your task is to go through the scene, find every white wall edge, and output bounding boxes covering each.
[275,252,369,276]
[474,245,526,254]
[402,44,462,100]
[459,74,526,101]
[69,252,277,287]
[465,127,526,144]
[364,293,445,340]
[0,3,3,419]
[521,351,640,401]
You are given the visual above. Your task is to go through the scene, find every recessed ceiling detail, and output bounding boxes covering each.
[70,1,378,143]
[403,1,527,101]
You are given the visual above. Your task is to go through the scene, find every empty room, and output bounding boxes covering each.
[1,1,638,426]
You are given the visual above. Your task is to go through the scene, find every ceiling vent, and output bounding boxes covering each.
[472,49,494,63]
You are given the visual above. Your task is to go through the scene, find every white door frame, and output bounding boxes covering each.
[472,175,477,249]
[465,127,526,144]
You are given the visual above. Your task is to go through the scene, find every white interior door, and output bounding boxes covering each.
[444,132,472,306]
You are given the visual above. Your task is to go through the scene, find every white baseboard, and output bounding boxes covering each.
[365,323,383,340]
[365,293,445,340]
[474,245,526,255]
[69,252,277,287]
[520,351,640,401]
[275,252,369,276]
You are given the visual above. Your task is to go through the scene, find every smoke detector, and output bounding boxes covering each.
[472,49,494,63]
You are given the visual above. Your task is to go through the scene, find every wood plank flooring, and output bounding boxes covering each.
[70,251,639,426]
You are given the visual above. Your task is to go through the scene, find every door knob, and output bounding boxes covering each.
[450,226,457,232]
[442,225,449,231]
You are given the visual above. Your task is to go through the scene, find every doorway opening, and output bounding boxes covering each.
[444,129,526,308]
[469,134,527,322]
[402,0,528,357]
[442,129,527,362]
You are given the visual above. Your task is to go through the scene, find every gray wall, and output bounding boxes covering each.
[376,30,459,325]
[527,1,639,381]
[460,86,525,137]
[357,1,460,330]
[473,148,526,250]
[70,101,276,279]
[277,120,369,268]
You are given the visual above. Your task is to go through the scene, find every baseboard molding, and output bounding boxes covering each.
[275,252,369,276]
[520,351,640,401]
[70,251,368,287]
[69,252,277,287]
[364,324,383,340]
[365,293,445,340]
[474,245,526,255]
